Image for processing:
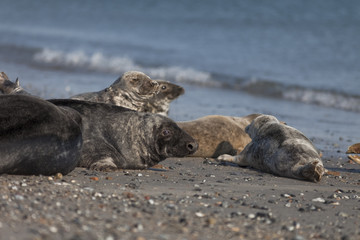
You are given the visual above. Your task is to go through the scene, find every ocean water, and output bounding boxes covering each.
[1,0,359,155]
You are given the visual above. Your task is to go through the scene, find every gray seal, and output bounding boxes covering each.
[49,99,198,170]
[218,115,325,182]
[143,80,184,116]
[0,95,82,175]
[71,71,159,111]
[0,72,30,95]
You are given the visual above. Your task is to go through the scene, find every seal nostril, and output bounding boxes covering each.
[187,144,194,151]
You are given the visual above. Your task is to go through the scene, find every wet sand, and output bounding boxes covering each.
[0,147,359,240]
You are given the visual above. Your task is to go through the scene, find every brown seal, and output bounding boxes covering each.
[346,143,360,164]
[218,115,325,182]
[177,114,261,158]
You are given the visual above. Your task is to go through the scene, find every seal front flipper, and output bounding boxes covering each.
[217,153,248,167]
[89,157,118,172]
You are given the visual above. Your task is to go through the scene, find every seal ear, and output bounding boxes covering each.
[15,78,20,87]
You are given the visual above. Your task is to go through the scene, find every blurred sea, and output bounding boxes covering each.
[1,0,359,154]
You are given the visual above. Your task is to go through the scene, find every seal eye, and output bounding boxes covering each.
[162,129,171,137]
[161,85,167,90]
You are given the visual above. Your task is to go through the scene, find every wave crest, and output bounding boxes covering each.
[33,48,217,85]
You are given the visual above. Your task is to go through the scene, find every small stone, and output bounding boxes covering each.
[54,173,63,180]
[195,212,205,218]
[90,177,99,181]
[312,197,325,203]
[49,226,58,233]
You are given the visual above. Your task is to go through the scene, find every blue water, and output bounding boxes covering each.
[1,0,359,155]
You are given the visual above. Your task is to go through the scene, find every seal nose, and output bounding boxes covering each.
[149,80,158,88]
[187,141,198,153]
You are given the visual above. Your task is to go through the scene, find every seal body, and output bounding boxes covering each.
[218,115,325,182]
[177,114,260,158]
[49,99,198,170]
[0,95,82,175]
[71,71,159,111]
[143,80,184,116]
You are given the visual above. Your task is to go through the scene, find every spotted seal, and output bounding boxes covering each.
[49,99,198,170]
[71,71,159,111]
[218,115,325,182]
[0,95,82,175]
[177,114,260,158]
[143,80,184,116]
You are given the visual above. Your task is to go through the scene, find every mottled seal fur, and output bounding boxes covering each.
[177,114,260,158]
[0,72,30,95]
[49,99,198,170]
[0,95,82,175]
[143,80,184,116]
[218,115,325,182]
[71,71,159,111]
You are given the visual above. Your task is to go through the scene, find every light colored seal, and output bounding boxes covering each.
[143,80,184,116]
[0,94,82,175]
[49,99,198,171]
[71,71,159,111]
[177,114,261,158]
[218,114,325,182]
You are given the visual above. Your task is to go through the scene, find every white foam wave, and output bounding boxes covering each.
[33,48,217,85]
[283,88,360,112]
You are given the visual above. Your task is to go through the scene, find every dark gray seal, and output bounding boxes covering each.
[218,115,325,182]
[0,95,82,175]
[71,71,159,111]
[0,72,30,95]
[49,99,198,170]
[143,80,184,116]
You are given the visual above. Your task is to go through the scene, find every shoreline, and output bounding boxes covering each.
[1,152,359,240]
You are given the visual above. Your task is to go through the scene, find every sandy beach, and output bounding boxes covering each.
[1,145,359,240]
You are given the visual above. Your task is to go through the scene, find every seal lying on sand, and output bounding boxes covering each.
[177,114,260,158]
[143,80,184,116]
[71,71,159,111]
[218,115,325,182]
[0,72,30,95]
[0,95,82,175]
[49,99,198,170]
[346,143,360,164]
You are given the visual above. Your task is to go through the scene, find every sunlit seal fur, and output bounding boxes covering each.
[0,95,82,175]
[177,114,260,158]
[71,71,159,111]
[0,72,31,95]
[143,80,184,116]
[49,99,198,171]
[218,115,325,182]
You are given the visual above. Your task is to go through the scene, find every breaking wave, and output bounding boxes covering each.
[32,48,360,113]
[33,48,219,86]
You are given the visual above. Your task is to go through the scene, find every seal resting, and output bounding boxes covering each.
[143,80,184,116]
[0,95,82,175]
[0,72,30,95]
[218,115,325,182]
[346,143,360,164]
[177,114,260,158]
[49,99,198,170]
[71,71,159,111]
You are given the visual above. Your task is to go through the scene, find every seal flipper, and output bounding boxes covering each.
[217,153,248,167]
[89,157,118,171]
[298,160,325,182]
